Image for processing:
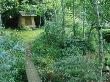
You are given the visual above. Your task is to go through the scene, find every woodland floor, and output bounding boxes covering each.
[2,28,110,82]
[20,29,43,82]
[5,28,43,82]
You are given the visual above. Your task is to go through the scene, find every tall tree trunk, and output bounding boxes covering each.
[61,0,65,47]
[97,28,104,82]
[92,0,104,82]
[82,0,86,55]
[72,0,76,36]
[53,0,57,23]
[82,0,86,39]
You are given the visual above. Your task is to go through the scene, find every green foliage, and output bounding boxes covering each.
[0,30,25,82]
[54,55,99,81]
[0,0,110,82]
[86,29,99,52]
[44,21,64,46]
[18,0,49,16]
[0,0,18,13]
[31,33,62,59]
[100,0,110,23]
[31,31,101,81]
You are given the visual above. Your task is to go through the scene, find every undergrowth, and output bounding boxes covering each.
[31,31,102,82]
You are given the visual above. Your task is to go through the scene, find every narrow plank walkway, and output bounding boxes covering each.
[17,29,43,82]
[25,48,42,82]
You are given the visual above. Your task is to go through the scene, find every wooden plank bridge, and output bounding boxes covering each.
[25,48,42,82]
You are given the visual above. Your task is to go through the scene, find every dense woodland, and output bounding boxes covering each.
[0,0,110,82]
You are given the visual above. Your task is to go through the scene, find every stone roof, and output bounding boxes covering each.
[19,11,36,16]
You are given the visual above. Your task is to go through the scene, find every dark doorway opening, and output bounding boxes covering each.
[34,15,45,27]
[1,9,20,29]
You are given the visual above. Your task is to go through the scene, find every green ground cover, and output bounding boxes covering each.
[3,28,44,43]
[0,27,110,82]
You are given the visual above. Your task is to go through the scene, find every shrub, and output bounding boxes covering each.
[0,30,25,82]
[31,31,101,82]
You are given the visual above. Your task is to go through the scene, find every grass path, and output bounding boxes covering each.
[16,29,43,43]
[19,29,43,82]
[6,28,43,82]
[3,28,43,43]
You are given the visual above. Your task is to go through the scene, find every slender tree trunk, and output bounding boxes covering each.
[97,28,104,82]
[82,0,86,55]
[82,0,86,39]
[61,0,65,47]
[72,0,76,36]
[53,0,57,23]
[92,0,104,82]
